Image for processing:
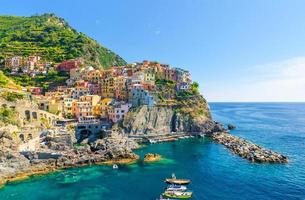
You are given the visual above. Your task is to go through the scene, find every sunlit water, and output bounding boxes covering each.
[0,103,304,200]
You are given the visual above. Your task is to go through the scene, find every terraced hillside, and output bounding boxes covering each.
[0,71,21,90]
[0,13,126,69]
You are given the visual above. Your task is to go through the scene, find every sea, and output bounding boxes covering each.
[0,103,304,200]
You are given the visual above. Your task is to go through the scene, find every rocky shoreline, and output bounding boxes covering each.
[0,157,138,187]
[0,130,139,187]
[0,121,289,188]
[211,132,288,163]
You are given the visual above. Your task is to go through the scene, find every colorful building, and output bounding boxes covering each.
[108,102,131,123]
[27,87,43,96]
[143,67,155,85]
[71,82,90,99]
[86,70,102,83]
[100,76,114,98]
[175,68,191,83]
[72,101,92,119]
[63,98,75,117]
[129,85,155,107]
[79,95,101,107]
[56,58,84,72]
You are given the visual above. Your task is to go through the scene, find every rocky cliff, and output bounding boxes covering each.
[122,95,223,136]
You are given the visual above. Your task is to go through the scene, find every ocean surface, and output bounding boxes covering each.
[0,103,305,200]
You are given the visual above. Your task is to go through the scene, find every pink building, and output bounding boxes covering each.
[108,102,131,123]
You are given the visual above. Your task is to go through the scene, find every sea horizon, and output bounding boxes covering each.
[1,1,305,199]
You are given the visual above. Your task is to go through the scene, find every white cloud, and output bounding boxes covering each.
[206,56,305,102]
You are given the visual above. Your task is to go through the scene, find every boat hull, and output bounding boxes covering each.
[165,179,190,185]
[163,192,192,199]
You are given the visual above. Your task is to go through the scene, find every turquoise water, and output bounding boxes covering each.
[0,103,305,200]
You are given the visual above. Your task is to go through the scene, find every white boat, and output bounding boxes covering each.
[163,191,193,199]
[149,139,157,144]
[113,164,118,169]
[166,184,187,191]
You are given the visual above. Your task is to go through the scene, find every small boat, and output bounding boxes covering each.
[166,184,187,191]
[165,173,190,185]
[163,191,193,199]
[149,139,157,144]
[113,164,118,169]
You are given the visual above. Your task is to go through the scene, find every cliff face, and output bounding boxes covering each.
[122,95,223,136]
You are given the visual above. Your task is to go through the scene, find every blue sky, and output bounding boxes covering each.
[1,0,305,102]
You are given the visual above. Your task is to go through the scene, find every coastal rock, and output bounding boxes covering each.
[210,132,288,163]
[0,128,139,186]
[122,96,223,136]
[144,153,162,162]
[228,124,236,130]
[90,133,139,160]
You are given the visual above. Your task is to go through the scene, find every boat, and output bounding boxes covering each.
[163,191,193,199]
[165,173,191,185]
[113,164,118,169]
[166,184,187,191]
[149,139,157,144]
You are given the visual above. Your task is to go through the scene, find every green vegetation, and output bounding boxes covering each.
[0,13,126,69]
[0,70,21,89]
[0,106,19,125]
[73,143,86,149]
[0,91,24,102]
[156,79,176,88]
[156,78,200,103]
[4,69,69,91]
[190,82,200,95]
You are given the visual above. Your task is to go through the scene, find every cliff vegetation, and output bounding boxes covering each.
[0,13,126,69]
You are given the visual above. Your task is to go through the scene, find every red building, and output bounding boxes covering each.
[56,59,83,72]
[28,87,42,96]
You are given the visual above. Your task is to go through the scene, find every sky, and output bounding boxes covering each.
[1,0,305,102]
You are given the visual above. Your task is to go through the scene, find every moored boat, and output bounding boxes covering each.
[165,174,190,185]
[163,191,193,199]
[166,184,187,191]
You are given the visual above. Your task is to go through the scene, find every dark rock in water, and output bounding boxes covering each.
[210,132,288,163]
[228,124,236,130]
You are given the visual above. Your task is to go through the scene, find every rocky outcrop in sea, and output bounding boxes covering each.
[210,132,288,163]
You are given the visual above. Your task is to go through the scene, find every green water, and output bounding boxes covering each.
[0,103,304,199]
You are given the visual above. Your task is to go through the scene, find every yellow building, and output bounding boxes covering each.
[79,95,101,106]
[98,98,113,117]
[143,67,156,85]
[86,70,102,83]
[101,76,114,98]
[48,98,62,115]
[63,98,76,117]
[93,104,102,117]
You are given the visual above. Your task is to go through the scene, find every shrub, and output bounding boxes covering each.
[0,91,24,102]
